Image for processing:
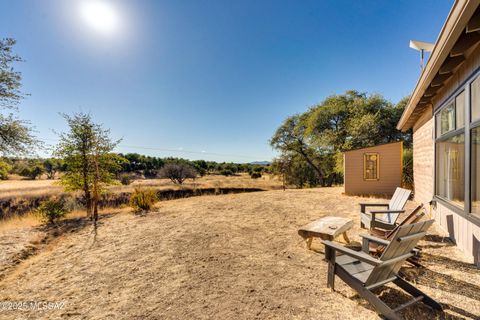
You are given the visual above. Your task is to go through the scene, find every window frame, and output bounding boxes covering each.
[433,70,480,227]
[363,152,380,181]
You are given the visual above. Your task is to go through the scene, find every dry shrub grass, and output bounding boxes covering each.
[0,188,478,319]
[0,211,43,232]
[0,174,282,199]
[0,174,282,218]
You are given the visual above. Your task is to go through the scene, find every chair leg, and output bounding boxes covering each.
[342,232,350,243]
[327,261,335,291]
[393,277,443,311]
[335,267,401,320]
[406,257,423,268]
[358,287,402,320]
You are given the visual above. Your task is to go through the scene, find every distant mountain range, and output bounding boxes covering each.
[249,161,271,165]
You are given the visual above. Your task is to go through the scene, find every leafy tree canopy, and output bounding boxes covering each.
[0,38,37,156]
[270,90,412,186]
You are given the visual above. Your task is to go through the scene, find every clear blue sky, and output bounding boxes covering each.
[1,0,453,162]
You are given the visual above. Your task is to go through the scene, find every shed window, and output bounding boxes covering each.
[364,153,379,180]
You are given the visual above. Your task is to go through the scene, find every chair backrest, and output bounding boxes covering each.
[380,188,412,224]
[385,204,425,238]
[388,187,412,211]
[365,219,434,287]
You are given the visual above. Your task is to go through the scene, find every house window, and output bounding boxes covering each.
[436,102,455,137]
[364,153,379,180]
[435,91,465,208]
[471,77,480,217]
[471,76,480,121]
[435,134,465,207]
[472,127,480,216]
[456,91,465,128]
[434,74,480,219]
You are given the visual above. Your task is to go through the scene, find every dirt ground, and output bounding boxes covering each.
[0,188,478,319]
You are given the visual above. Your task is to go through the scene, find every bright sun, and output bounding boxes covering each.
[80,1,119,35]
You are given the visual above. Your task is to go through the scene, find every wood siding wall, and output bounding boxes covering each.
[413,106,434,206]
[344,142,402,196]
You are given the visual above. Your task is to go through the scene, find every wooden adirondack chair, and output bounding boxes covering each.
[369,204,425,239]
[323,220,442,320]
[367,205,426,267]
[360,187,412,231]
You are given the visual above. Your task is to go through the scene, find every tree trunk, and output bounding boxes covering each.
[298,149,324,186]
[82,148,92,217]
[92,152,100,224]
[84,186,92,217]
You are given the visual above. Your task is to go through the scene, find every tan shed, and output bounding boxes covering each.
[343,142,403,196]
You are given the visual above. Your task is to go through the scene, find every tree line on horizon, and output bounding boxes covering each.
[0,154,269,181]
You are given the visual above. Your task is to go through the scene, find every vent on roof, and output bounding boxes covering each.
[409,40,435,72]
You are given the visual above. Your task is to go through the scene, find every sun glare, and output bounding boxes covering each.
[80,1,119,35]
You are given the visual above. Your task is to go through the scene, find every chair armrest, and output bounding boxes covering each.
[370,210,405,215]
[322,240,382,266]
[359,203,389,213]
[360,234,391,246]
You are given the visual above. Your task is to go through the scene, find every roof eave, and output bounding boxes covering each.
[397,0,480,131]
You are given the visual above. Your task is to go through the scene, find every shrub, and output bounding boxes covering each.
[158,163,197,184]
[253,166,263,173]
[129,188,158,212]
[220,169,233,176]
[20,165,44,180]
[402,148,414,190]
[271,155,321,188]
[119,173,133,185]
[36,198,70,224]
[250,172,262,179]
[0,160,11,180]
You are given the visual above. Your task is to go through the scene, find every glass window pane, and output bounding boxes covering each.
[436,113,442,137]
[472,76,480,121]
[435,133,465,207]
[456,91,465,128]
[472,127,480,215]
[439,102,455,135]
[364,153,379,180]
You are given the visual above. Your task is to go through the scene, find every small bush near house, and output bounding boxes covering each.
[36,198,70,225]
[129,188,158,213]
[402,148,414,190]
[250,172,262,179]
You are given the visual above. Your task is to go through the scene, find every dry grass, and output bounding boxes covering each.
[0,212,43,232]
[0,174,282,199]
[0,188,478,319]
[0,179,63,199]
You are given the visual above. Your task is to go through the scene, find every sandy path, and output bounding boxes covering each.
[0,188,478,319]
